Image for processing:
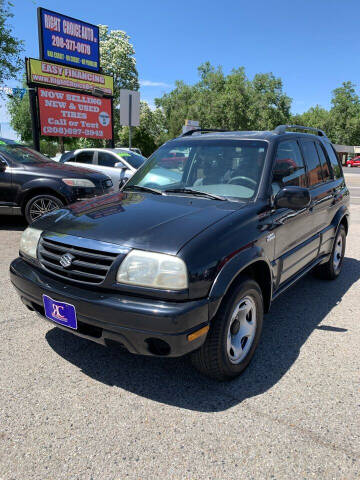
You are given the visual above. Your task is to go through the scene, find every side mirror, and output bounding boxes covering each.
[119,177,128,189]
[274,186,311,210]
[0,158,7,172]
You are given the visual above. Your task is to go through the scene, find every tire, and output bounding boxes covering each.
[191,277,264,381]
[24,194,64,224]
[313,224,346,280]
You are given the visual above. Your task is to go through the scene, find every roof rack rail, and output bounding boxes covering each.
[274,125,328,137]
[180,128,227,137]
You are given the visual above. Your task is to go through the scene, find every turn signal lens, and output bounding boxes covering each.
[187,325,210,342]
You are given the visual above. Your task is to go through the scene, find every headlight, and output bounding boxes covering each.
[62,179,95,188]
[116,250,188,290]
[19,227,43,259]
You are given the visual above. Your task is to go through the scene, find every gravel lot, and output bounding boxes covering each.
[0,200,359,479]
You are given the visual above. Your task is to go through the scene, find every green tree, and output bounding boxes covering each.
[155,62,291,137]
[291,82,360,145]
[291,105,332,137]
[329,81,360,145]
[0,0,23,85]
[118,101,167,157]
[7,80,32,141]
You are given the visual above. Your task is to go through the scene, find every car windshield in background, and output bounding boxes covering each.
[125,139,268,201]
[0,145,51,164]
[113,149,146,169]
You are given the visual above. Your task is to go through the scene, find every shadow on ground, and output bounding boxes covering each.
[0,215,26,231]
[46,257,360,412]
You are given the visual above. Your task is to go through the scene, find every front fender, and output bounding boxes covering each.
[16,178,69,205]
[208,243,273,319]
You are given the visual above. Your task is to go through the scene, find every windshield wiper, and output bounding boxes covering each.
[123,184,164,195]
[164,188,226,201]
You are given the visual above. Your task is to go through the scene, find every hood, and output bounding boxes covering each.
[34,191,241,255]
[25,162,108,180]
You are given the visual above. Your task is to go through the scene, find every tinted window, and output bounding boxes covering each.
[0,145,51,164]
[301,141,323,187]
[323,142,342,179]
[114,150,146,169]
[272,141,307,193]
[98,151,117,167]
[75,151,94,164]
[60,151,74,163]
[315,142,331,181]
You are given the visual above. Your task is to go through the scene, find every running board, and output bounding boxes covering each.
[272,254,330,301]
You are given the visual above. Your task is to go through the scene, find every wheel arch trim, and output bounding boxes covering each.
[208,246,273,319]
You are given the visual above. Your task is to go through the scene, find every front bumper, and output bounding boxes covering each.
[10,258,209,357]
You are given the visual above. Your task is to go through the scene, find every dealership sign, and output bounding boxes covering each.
[37,87,112,139]
[38,8,100,71]
[27,58,113,96]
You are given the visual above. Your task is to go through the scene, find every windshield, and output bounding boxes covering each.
[113,149,146,169]
[125,139,268,201]
[0,145,52,165]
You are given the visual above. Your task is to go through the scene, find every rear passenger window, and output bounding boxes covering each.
[315,142,331,181]
[75,151,94,164]
[323,142,342,179]
[98,152,117,167]
[272,141,307,194]
[301,141,323,187]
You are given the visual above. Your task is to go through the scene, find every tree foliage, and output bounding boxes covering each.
[155,62,292,137]
[118,101,167,157]
[0,0,23,85]
[291,82,360,145]
[98,25,139,104]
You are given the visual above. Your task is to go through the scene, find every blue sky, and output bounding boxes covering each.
[2,0,360,139]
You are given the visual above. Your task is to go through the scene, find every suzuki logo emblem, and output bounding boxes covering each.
[59,252,75,268]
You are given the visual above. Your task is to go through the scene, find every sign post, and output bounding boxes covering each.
[29,88,40,152]
[120,89,140,149]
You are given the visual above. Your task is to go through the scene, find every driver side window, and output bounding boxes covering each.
[272,141,306,195]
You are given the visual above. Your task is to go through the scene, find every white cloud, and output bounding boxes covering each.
[140,80,172,88]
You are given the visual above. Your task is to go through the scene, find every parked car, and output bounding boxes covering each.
[60,148,147,189]
[10,125,349,380]
[346,156,360,167]
[0,142,113,223]
[158,151,188,169]
[120,147,143,156]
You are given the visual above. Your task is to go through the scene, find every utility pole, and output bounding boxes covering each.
[29,88,40,152]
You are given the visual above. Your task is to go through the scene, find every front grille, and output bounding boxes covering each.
[38,237,119,285]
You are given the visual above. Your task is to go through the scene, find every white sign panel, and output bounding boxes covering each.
[120,89,140,126]
[182,119,200,134]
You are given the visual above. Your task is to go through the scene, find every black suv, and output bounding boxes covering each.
[10,126,349,380]
[0,143,113,223]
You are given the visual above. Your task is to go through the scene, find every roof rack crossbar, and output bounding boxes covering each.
[274,125,327,137]
[180,128,227,137]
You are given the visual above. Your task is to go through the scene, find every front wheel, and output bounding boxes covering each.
[24,194,64,224]
[191,278,263,381]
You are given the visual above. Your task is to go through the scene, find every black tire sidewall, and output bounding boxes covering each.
[330,225,346,278]
[25,195,64,224]
[216,279,264,378]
